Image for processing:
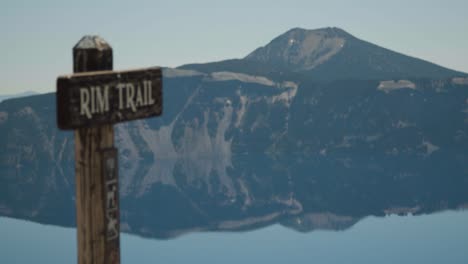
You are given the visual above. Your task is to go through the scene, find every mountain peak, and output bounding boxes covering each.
[245,27,352,71]
[180,26,466,81]
[286,27,352,38]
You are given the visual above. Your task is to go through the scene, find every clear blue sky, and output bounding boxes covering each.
[2,0,467,94]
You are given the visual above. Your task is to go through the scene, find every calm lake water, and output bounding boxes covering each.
[1,210,467,264]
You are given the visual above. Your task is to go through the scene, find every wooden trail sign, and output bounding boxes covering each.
[57,68,162,130]
[56,35,163,264]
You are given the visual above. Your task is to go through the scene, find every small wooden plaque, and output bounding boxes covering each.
[57,67,162,130]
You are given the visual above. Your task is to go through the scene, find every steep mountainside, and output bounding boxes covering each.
[1,69,467,237]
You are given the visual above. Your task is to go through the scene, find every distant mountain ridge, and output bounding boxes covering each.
[0,91,38,102]
[180,27,467,81]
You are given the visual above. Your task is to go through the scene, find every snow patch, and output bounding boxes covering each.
[217,197,302,230]
[209,72,275,86]
[235,94,248,128]
[281,81,298,89]
[422,140,439,156]
[393,120,415,129]
[384,206,421,215]
[271,84,298,107]
[320,148,327,156]
[16,106,34,116]
[217,212,282,230]
[452,77,468,85]
[378,80,416,93]
[237,178,252,207]
[299,213,355,230]
[163,68,204,78]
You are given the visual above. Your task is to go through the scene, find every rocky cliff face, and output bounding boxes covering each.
[1,28,468,238]
[0,69,302,229]
[1,69,467,237]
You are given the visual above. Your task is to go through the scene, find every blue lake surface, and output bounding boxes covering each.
[1,210,468,264]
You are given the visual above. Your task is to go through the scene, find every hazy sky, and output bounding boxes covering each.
[2,0,468,94]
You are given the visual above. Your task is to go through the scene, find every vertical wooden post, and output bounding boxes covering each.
[73,36,120,264]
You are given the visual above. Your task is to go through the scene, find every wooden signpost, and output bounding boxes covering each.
[56,35,162,264]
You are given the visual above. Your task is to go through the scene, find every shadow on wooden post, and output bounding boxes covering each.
[73,36,120,264]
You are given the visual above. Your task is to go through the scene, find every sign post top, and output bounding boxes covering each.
[74,35,112,51]
[73,35,112,73]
